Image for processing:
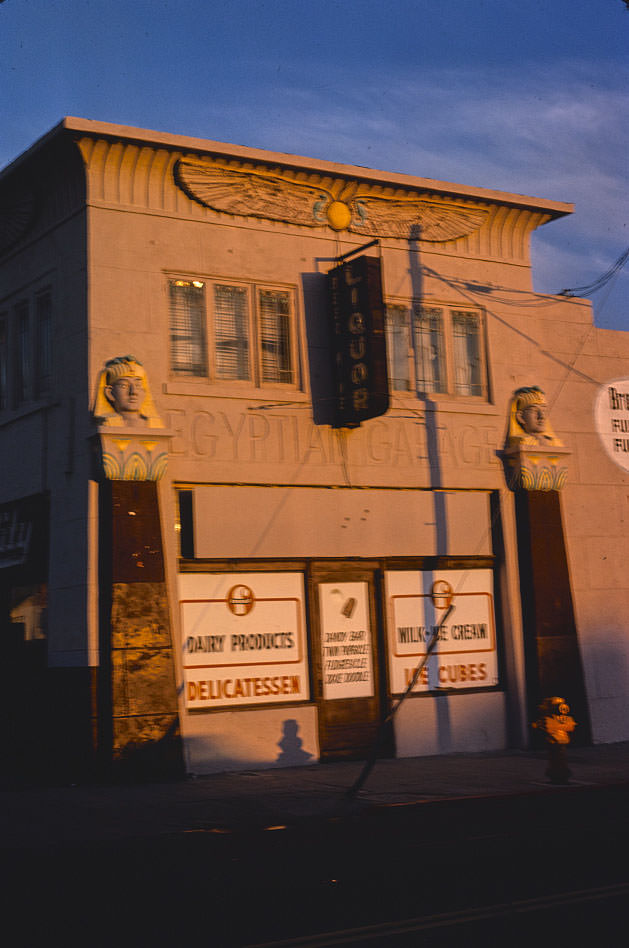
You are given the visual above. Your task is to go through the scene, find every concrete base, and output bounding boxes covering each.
[394,691,507,758]
[183,705,320,774]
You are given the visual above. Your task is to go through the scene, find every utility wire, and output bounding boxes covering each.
[557,246,629,298]
[347,602,455,800]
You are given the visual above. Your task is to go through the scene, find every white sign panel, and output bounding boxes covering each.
[179,572,309,708]
[319,582,374,700]
[595,379,629,473]
[386,570,498,694]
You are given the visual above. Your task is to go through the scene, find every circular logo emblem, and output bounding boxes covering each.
[594,378,629,474]
[430,580,454,610]
[227,584,255,616]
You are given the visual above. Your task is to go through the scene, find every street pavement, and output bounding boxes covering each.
[2,741,629,848]
[3,743,629,946]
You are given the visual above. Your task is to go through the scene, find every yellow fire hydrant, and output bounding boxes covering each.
[532,697,576,785]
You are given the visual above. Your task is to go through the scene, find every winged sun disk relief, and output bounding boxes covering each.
[174,159,488,242]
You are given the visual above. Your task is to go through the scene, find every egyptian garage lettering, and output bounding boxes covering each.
[386,569,499,693]
[319,582,375,699]
[179,572,309,708]
[165,406,499,470]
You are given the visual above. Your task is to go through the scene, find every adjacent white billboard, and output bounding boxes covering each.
[180,572,309,708]
[386,569,498,694]
[595,379,629,472]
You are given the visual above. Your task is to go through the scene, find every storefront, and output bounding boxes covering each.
[1,118,628,778]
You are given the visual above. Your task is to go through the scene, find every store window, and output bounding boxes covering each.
[168,277,297,387]
[10,584,48,642]
[386,302,487,399]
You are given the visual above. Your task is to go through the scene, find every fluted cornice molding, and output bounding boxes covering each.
[73,131,557,263]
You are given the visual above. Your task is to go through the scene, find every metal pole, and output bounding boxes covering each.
[336,239,380,262]
[347,603,455,799]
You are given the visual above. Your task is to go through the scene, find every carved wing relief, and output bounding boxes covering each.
[349,195,489,241]
[174,157,489,242]
[175,159,333,228]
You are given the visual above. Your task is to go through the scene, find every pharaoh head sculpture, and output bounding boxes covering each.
[93,355,164,428]
[507,386,562,448]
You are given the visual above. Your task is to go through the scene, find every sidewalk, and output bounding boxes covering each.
[2,742,628,850]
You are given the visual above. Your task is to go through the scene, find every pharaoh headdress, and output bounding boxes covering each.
[93,355,164,428]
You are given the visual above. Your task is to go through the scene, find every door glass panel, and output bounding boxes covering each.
[318,581,374,699]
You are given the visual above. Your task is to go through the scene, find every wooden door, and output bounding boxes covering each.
[310,564,390,760]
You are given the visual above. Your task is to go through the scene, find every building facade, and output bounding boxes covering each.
[1,118,627,778]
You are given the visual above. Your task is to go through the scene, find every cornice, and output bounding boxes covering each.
[0,118,571,265]
[61,117,572,217]
[76,135,552,262]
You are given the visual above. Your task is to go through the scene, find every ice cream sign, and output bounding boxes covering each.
[386,569,499,694]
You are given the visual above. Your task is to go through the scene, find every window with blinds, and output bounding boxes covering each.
[259,289,293,384]
[168,277,297,387]
[414,306,446,394]
[169,280,208,377]
[385,304,413,392]
[0,286,54,412]
[384,301,486,399]
[214,284,250,380]
[452,310,483,396]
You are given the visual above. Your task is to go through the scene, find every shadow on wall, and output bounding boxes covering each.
[302,272,335,425]
[110,715,185,783]
[182,720,317,775]
[275,719,314,766]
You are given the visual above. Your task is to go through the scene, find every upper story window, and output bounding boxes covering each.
[169,280,208,377]
[35,290,53,398]
[385,302,487,399]
[15,300,32,404]
[0,286,54,414]
[168,277,298,388]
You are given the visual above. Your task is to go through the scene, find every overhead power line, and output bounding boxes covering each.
[558,246,629,298]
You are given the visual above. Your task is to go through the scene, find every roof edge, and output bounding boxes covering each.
[2,116,574,219]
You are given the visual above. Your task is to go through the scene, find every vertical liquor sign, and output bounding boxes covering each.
[327,255,389,428]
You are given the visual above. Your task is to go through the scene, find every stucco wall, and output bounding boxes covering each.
[183,705,320,774]
[79,134,629,757]
[5,123,628,774]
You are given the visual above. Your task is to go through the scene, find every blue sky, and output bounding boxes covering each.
[2,0,627,329]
